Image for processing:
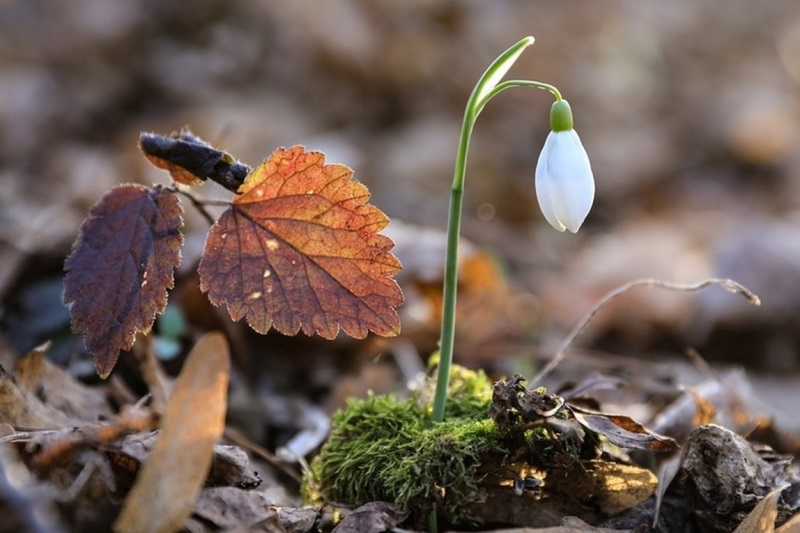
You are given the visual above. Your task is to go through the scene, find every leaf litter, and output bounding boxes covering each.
[4,3,800,530]
[2,135,799,531]
[4,261,800,531]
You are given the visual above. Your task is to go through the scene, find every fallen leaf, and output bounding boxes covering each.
[547,460,658,516]
[472,458,653,527]
[199,146,403,339]
[0,366,70,429]
[651,453,682,529]
[332,501,409,533]
[114,332,230,533]
[776,511,800,533]
[64,184,184,377]
[276,506,320,532]
[14,342,110,422]
[139,130,251,192]
[110,432,261,491]
[648,370,757,445]
[188,487,272,531]
[569,406,678,452]
[12,341,50,393]
[733,485,784,533]
[478,516,632,532]
[0,342,103,429]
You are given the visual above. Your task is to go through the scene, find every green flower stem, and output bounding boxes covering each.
[431,37,540,424]
[483,80,562,106]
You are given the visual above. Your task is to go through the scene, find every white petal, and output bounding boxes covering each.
[535,133,566,232]
[535,130,595,233]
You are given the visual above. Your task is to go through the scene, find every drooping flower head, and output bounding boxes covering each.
[535,99,595,233]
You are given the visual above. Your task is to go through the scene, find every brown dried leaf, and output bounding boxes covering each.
[332,502,409,533]
[490,374,565,431]
[189,487,273,531]
[569,406,678,452]
[139,130,251,192]
[114,332,230,533]
[474,459,654,527]
[12,341,49,392]
[652,453,682,529]
[776,511,800,533]
[64,184,183,378]
[733,485,784,533]
[199,146,403,339]
[14,342,110,423]
[0,366,70,429]
[0,342,108,429]
[547,460,658,516]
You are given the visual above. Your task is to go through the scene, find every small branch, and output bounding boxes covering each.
[170,187,230,226]
[530,277,761,387]
[223,427,302,483]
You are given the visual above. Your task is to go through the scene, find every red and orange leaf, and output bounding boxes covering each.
[64,185,184,378]
[198,146,403,339]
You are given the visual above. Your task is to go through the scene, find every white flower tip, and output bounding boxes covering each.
[535,129,594,234]
[564,218,586,233]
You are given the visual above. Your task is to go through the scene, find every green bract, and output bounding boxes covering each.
[535,102,595,233]
[549,99,574,132]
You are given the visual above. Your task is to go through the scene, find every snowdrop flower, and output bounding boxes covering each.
[535,99,594,233]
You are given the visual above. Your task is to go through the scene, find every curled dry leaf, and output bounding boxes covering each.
[569,406,678,453]
[63,184,183,378]
[139,130,251,192]
[199,146,403,339]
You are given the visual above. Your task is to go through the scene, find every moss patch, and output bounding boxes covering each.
[307,365,505,523]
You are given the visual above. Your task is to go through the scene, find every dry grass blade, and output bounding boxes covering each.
[530,278,760,386]
[114,332,230,533]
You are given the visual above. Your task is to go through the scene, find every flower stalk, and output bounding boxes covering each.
[431,36,594,423]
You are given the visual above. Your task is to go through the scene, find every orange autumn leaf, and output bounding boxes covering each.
[198,146,403,339]
[64,185,184,378]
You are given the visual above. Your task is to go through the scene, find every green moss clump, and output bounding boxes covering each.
[307,366,504,524]
[440,363,494,420]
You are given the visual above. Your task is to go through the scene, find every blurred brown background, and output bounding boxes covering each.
[1,1,799,423]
